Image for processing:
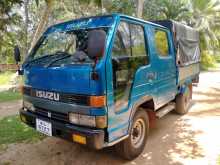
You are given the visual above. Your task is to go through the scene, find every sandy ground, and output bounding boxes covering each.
[0,69,220,165]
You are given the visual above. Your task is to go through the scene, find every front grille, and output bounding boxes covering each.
[23,86,90,105]
[35,107,68,122]
[60,93,89,105]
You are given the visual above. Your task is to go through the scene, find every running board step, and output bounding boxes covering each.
[156,103,176,118]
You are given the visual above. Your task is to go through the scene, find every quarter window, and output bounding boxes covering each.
[154,29,169,56]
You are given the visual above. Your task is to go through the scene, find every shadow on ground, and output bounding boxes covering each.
[0,111,204,165]
[3,71,220,165]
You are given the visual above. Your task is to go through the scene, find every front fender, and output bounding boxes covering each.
[128,95,154,132]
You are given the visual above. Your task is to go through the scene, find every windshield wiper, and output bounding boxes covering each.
[46,52,71,67]
[24,54,58,67]
[24,51,70,67]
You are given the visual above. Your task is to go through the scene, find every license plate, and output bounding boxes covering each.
[36,119,52,136]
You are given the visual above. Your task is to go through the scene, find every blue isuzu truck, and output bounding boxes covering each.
[14,14,200,159]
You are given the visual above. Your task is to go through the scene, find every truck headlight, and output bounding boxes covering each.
[69,113,107,128]
[23,101,35,112]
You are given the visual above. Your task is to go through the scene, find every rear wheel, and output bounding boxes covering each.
[175,84,192,115]
[115,109,149,160]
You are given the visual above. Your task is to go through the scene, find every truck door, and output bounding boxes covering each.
[106,20,150,142]
[151,27,177,107]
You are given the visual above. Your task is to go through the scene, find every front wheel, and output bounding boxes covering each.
[115,109,149,160]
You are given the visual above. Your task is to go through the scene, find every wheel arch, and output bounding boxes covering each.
[128,95,156,133]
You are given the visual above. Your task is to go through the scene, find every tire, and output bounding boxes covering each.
[115,109,149,160]
[175,84,192,115]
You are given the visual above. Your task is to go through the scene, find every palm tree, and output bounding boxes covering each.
[189,0,220,49]
[159,0,190,21]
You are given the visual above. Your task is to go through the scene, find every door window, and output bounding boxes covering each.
[130,24,147,57]
[112,21,148,111]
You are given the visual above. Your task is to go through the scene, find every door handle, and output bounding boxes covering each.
[147,72,156,80]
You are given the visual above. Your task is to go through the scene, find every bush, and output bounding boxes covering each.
[200,51,216,70]
[214,55,220,63]
[0,71,14,85]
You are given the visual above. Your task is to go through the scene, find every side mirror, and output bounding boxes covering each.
[14,46,21,64]
[87,30,106,60]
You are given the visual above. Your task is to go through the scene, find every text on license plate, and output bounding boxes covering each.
[36,119,52,136]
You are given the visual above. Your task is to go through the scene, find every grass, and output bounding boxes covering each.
[0,115,45,150]
[0,71,14,85]
[0,90,22,102]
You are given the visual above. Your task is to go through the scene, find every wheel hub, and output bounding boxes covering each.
[131,118,146,148]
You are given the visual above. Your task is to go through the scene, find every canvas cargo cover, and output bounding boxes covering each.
[152,20,200,66]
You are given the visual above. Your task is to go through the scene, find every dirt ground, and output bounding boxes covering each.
[0,100,21,119]
[0,68,220,165]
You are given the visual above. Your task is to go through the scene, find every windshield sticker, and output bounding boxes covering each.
[45,16,114,35]
[66,19,93,31]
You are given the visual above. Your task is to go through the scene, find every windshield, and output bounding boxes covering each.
[26,27,108,67]
[34,32,76,58]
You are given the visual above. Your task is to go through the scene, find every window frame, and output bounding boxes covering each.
[154,28,171,58]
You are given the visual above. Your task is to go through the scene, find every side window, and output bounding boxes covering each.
[154,29,169,57]
[130,24,147,58]
[111,21,148,111]
[130,24,148,70]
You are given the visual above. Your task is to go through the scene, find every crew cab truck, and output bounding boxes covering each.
[14,14,200,160]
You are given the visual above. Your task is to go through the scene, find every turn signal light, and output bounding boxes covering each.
[89,96,106,108]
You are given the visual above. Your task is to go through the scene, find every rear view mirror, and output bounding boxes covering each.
[87,30,106,60]
[14,45,21,64]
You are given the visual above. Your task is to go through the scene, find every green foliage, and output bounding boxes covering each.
[214,55,220,63]
[0,0,219,71]
[143,0,190,20]
[160,0,190,20]
[200,51,216,70]
[189,0,220,49]
[104,0,135,15]
[0,90,22,102]
[0,0,23,64]
[0,115,45,149]
[0,0,23,31]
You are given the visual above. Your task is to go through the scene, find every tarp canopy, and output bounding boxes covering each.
[152,20,200,66]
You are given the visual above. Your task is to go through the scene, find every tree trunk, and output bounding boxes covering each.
[30,0,53,51]
[136,0,145,18]
[101,0,104,14]
[24,0,29,57]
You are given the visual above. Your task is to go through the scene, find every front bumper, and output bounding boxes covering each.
[19,109,105,149]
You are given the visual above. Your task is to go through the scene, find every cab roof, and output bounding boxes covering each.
[45,13,167,35]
